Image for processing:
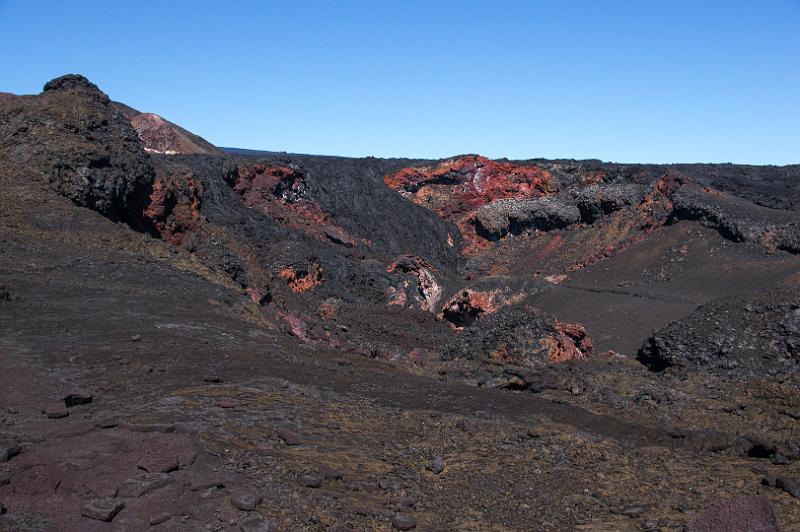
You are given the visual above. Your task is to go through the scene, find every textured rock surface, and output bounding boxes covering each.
[474,196,581,239]
[445,305,592,369]
[575,182,648,222]
[637,288,800,373]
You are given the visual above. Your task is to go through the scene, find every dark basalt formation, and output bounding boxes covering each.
[638,288,800,373]
[1,74,154,224]
[2,75,800,530]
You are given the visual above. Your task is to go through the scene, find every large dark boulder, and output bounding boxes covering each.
[445,305,591,369]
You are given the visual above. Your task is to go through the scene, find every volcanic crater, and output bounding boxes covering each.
[1,75,800,531]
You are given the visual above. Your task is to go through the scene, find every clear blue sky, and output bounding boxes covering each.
[1,1,798,164]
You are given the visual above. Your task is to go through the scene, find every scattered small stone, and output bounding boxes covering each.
[204,375,222,383]
[276,428,302,445]
[378,478,391,490]
[620,504,650,517]
[526,427,545,438]
[299,474,322,488]
[319,465,343,480]
[63,388,93,407]
[130,334,142,342]
[391,513,417,530]
[776,477,800,498]
[95,418,117,429]
[81,498,124,522]
[522,370,560,393]
[230,490,262,511]
[389,496,417,508]
[426,456,445,474]
[240,516,278,532]
[772,454,791,465]
[43,402,68,419]
[191,478,226,491]
[149,512,171,525]
[0,443,21,462]
[117,473,171,498]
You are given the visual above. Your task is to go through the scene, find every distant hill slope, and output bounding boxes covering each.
[112,101,222,155]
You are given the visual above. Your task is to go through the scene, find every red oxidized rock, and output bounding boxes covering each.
[231,162,358,246]
[545,321,593,363]
[143,174,204,246]
[283,313,309,340]
[384,156,555,255]
[278,260,323,292]
[387,256,443,312]
[408,348,430,367]
[440,288,526,328]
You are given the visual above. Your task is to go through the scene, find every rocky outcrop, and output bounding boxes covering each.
[445,305,592,368]
[637,289,800,374]
[670,186,800,252]
[226,161,358,246]
[142,155,450,315]
[143,171,206,247]
[384,155,556,253]
[440,285,529,327]
[278,260,323,292]
[385,155,554,205]
[773,221,800,253]
[474,196,581,240]
[0,74,154,224]
[386,255,443,312]
[574,182,648,222]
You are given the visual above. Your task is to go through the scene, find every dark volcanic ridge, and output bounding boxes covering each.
[1,74,800,531]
